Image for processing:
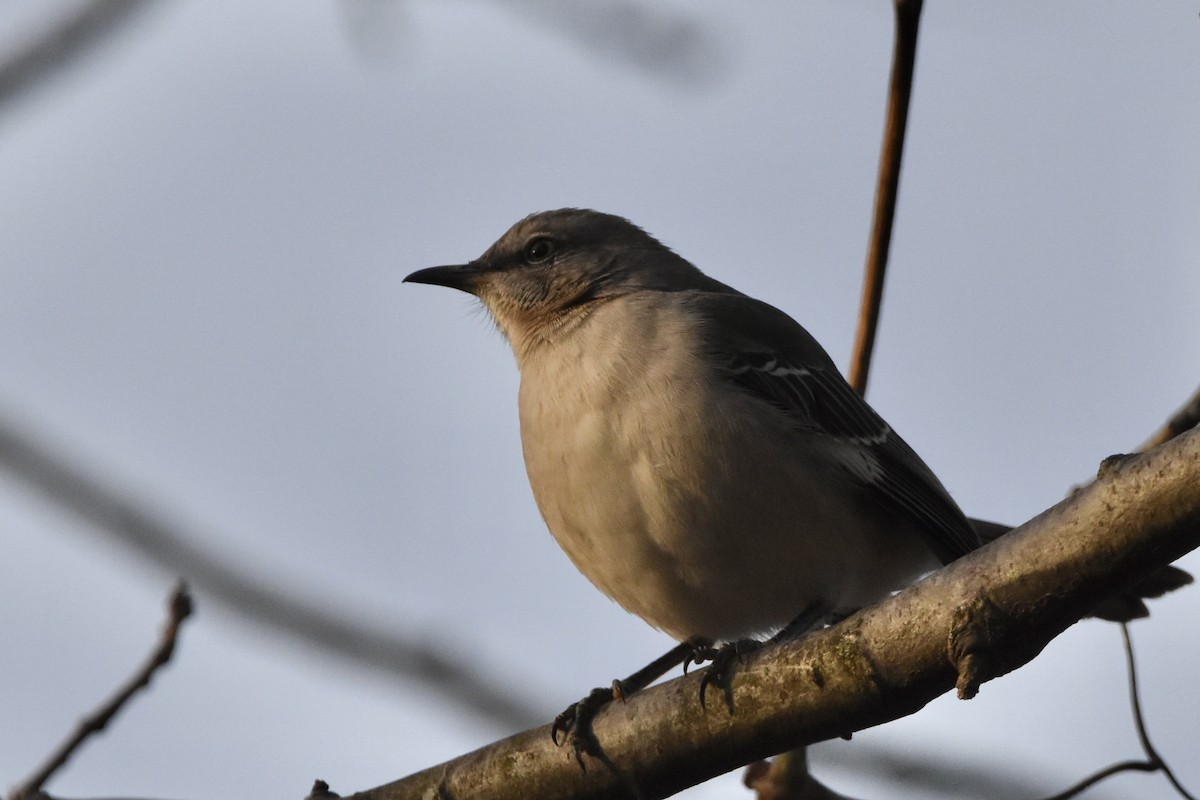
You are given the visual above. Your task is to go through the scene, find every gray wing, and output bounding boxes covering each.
[689,292,980,564]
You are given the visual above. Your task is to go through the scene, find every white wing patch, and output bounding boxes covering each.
[721,347,979,563]
[726,351,891,446]
[837,447,885,484]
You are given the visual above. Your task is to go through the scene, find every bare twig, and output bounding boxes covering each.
[0,1,154,114]
[1042,760,1158,800]
[847,0,923,395]
[1042,625,1196,800]
[9,582,193,800]
[335,427,1200,800]
[1121,624,1197,800]
[0,411,542,731]
[1141,384,1200,451]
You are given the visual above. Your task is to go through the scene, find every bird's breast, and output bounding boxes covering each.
[514,302,932,641]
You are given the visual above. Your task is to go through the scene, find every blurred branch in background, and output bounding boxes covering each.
[496,0,725,88]
[814,743,1052,800]
[0,0,723,106]
[336,0,724,85]
[0,409,543,731]
[338,0,413,68]
[0,0,154,115]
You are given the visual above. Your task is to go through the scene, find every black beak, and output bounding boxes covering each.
[403,263,486,294]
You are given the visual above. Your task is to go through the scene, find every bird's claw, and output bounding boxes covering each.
[551,684,618,768]
[695,639,761,711]
[683,642,718,674]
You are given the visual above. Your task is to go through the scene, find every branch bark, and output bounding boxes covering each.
[341,427,1200,800]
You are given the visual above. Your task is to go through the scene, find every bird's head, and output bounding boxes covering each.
[405,208,709,351]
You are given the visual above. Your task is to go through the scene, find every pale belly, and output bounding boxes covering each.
[517,327,936,642]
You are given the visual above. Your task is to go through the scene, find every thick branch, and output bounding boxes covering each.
[346,427,1200,800]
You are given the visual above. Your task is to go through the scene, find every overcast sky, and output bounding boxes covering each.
[1,2,1197,799]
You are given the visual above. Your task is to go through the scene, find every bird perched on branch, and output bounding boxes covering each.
[405,208,1190,760]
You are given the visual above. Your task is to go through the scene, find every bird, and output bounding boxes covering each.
[403,208,1189,758]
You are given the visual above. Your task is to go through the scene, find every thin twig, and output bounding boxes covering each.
[1041,625,1196,800]
[1041,760,1158,800]
[847,0,923,396]
[10,582,193,800]
[1121,624,1196,800]
[1141,384,1200,451]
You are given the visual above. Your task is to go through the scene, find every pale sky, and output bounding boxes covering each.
[1,2,1197,799]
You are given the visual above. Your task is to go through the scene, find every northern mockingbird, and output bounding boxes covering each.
[405,208,1189,757]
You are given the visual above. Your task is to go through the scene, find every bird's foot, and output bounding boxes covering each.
[688,639,761,711]
[551,681,622,768]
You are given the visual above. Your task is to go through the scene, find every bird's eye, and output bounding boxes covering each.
[522,237,556,264]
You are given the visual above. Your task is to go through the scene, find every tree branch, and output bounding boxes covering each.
[10,583,193,800]
[847,0,923,395]
[340,426,1200,800]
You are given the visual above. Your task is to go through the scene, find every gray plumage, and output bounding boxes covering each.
[406,209,981,642]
